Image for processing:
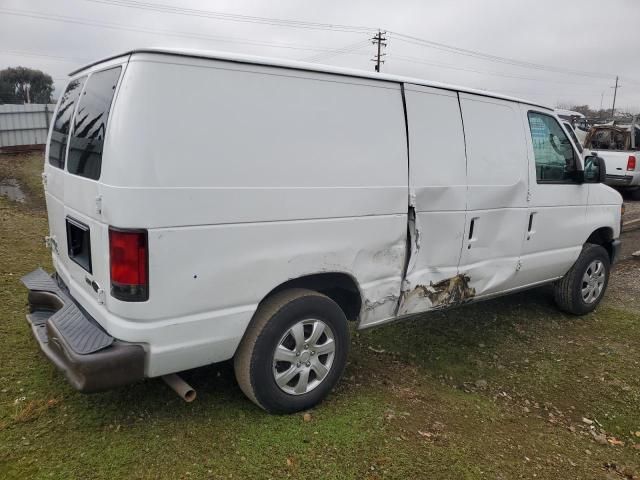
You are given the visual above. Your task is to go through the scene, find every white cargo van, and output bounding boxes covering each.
[22,49,622,413]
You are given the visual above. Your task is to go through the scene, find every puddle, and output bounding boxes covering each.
[0,178,26,203]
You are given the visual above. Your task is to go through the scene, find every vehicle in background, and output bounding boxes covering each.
[556,108,590,145]
[20,49,622,413]
[584,119,640,199]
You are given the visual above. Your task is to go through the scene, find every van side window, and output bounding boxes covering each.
[527,112,578,183]
[48,77,86,169]
[67,67,121,180]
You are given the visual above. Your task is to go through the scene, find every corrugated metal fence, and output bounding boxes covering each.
[0,104,56,151]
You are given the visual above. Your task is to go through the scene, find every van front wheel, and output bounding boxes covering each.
[234,288,349,414]
[553,243,610,315]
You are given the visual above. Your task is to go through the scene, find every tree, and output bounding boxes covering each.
[0,67,54,104]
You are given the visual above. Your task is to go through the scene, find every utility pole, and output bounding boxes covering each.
[371,30,387,72]
[610,76,620,120]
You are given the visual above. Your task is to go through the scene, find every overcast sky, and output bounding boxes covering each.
[1,0,639,112]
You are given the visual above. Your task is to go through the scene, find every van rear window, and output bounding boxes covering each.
[67,67,121,180]
[48,77,85,169]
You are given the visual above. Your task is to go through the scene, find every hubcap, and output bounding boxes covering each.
[581,259,605,304]
[272,319,336,395]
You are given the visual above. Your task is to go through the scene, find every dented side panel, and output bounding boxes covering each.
[400,274,476,314]
[457,93,530,297]
[397,85,469,316]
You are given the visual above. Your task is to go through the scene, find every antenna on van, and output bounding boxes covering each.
[371,30,387,72]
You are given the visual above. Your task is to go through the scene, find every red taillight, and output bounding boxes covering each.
[109,228,148,301]
[627,155,637,171]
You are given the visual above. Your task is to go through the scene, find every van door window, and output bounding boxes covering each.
[562,121,583,153]
[48,77,86,169]
[67,67,121,180]
[527,112,578,183]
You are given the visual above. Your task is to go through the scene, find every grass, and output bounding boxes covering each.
[1,153,639,479]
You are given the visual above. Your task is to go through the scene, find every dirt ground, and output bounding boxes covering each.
[1,153,639,480]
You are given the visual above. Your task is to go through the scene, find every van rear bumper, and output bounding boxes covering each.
[20,268,145,393]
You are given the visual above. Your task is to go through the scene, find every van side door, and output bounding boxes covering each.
[456,93,530,297]
[397,85,468,314]
[517,107,589,285]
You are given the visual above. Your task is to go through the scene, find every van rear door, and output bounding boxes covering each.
[44,61,125,307]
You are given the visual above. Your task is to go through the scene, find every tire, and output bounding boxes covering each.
[234,288,350,414]
[553,243,610,315]
[629,188,640,201]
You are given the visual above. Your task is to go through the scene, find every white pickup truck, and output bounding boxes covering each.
[584,122,640,199]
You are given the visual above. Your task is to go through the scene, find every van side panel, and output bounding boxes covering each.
[457,93,530,296]
[96,54,408,375]
[394,85,468,318]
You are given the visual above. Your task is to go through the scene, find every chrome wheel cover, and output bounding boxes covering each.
[272,319,336,395]
[581,259,605,304]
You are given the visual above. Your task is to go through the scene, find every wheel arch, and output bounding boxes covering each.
[260,272,363,322]
[585,226,615,261]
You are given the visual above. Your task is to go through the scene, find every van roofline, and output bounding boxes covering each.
[69,47,552,110]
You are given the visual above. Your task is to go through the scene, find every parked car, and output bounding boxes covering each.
[584,121,640,199]
[22,49,622,413]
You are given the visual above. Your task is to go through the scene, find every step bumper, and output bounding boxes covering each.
[20,268,145,393]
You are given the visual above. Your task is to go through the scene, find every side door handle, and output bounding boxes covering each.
[467,217,479,249]
[527,212,537,240]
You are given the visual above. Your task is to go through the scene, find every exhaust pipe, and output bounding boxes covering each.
[162,374,196,402]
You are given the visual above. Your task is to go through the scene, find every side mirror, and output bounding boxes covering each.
[584,155,607,183]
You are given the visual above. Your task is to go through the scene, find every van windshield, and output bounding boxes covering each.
[67,67,121,180]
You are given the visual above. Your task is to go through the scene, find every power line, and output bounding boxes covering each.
[0,8,368,56]
[390,31,617,80]
[302,40,371,63]
[82,1,640,85]
[83,0,375,34]
[0,49,92,64]
[389,54,613,88]
[4,3,640,89]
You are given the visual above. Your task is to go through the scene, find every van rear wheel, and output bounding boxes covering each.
[234,288,349,413]
[553,243,610,315]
